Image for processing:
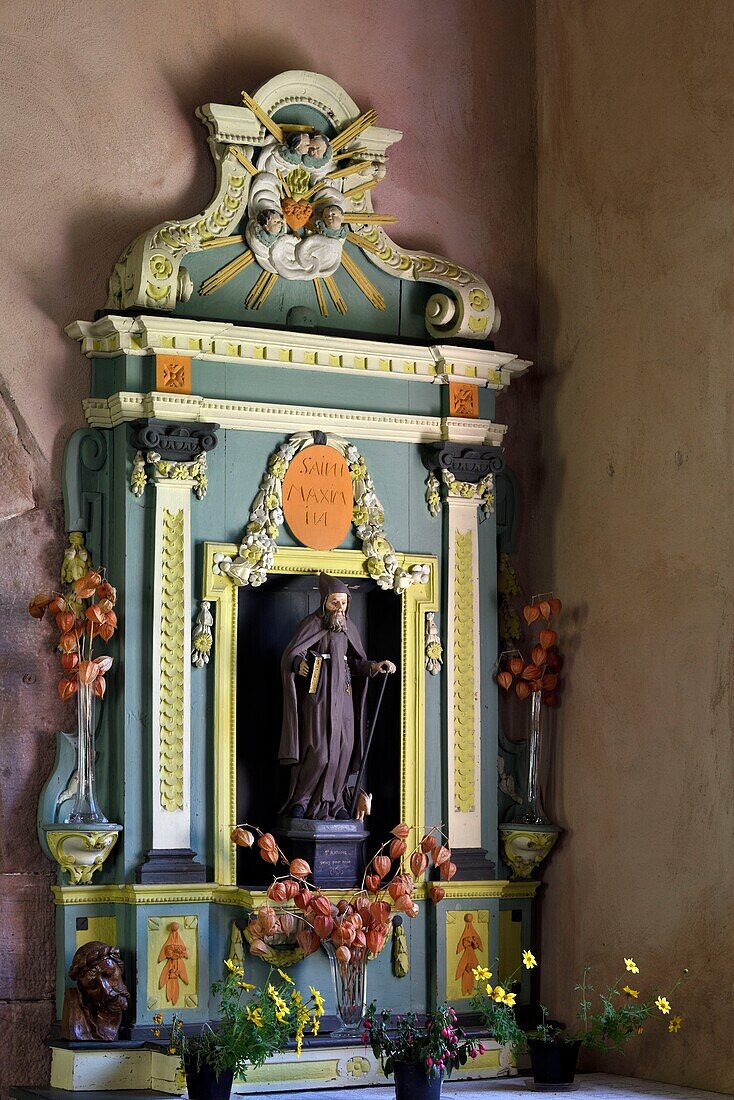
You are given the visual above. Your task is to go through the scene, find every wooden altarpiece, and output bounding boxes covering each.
[26,71,540,1094]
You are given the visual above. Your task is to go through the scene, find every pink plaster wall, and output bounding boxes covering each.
[0,2,536,1093]
[533,1,734,1093]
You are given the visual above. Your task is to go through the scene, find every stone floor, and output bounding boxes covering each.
[246,1074,729,1099]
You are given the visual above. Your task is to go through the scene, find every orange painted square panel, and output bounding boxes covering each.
[155,353,192,394]
[448,381,479,418]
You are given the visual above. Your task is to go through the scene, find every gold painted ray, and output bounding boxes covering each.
[303,162,371,202]
[323,276,348,315]
[330,109,378,152]
[280,123,311,133]
[199,250,255,295]
[245,270,279,310]
[277,170,293,198]
[313,278,328,318]
[343,179,381,201]
[241,92,284,143]
[228,146,259,177]
[200,234,245,250]
[344,213,398,225]
[346,231,381,255]
[340,251,386,311]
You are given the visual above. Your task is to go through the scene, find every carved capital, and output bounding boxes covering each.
[130,418,219,461]
[421,441,504,483]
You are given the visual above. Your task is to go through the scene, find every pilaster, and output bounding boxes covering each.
[132,420,218,883]
[423,442,504,879]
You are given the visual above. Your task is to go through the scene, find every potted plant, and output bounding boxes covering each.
[232,822,453,1034]
[158,962,324,1100]
[363,1001,484,1100]
[471,952,686,1086]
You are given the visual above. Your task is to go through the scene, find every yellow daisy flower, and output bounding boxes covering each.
[493,986,508,1004]
[668,1016,682,1033]
[472,965,492,981]
[237,981,255,990]
[485,982,495,997]
[309,986,325,1015]
[504,992,517,1007]
[277,968,294,985]
[655,996,671,1015]
[225,958,244,977]
[523,951,537,969]
[624,957,640,974]
[311,1016,320,1036]
[622,986,639,998]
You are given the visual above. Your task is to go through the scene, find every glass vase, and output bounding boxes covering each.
[322,941,367,1037]
[515,690,549,825]
[66,682,108,825]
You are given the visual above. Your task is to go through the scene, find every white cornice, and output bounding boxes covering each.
[83,390,507,448]
[66,315,531,392]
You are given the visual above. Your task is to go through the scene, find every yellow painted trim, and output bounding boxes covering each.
[203,544,438,885]
[52,879,538,906]
[160,508,185,811]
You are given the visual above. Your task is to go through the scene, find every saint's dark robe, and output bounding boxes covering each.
[279,580,375,818]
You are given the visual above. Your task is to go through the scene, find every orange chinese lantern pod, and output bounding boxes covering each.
[397,896,419,918]
[521,664,542,682]
[372,854,391,878]
[296,929,320,955]
[249,939,270,957]
[366,928,384,955]
[49,595,66,615]
[266,881,288,903]
[98,621,115,642]
[282,879,299,900]
[331,924,355,948]
[335,945,351,964]
[289,857,311,879]
[248,919,265,940]
[58,631,79,654]
[434,845,451,867]
[97,581,117,603]
[388,879,407,901]
[539,628,557,650]
[92,676,107,698]
[538,600,551,620]
[294,888,312,911]
[389,838,407,860]
[420,833,438,853]
[496,671,513,691]
[352,929,367,949]
[370,899,390,923]
[28,593,52,619]
[258,905,278,933]
[545,648,561,669]
[55,611,75,633]
[257,832,276,850]
[231,827,254,848]
[355,895,371,917]
[428,885,446,904]
[278,911,296,936]
[549,597,562,616]
[516,681,531,701]
[523,604,540,625]
[439,860,458,882]
[410,850,429,878]
[60,652,79,671]
[259,846,278,865]
[540,673,558,691]
[336,898,352,915]
[310,894,333,917]
[74,571,102,598]
[58,677,79,700]
[95,655,113,674]
[78,660,100,685]
[532,645,547,667]
[365,873,381,893]
[542,691,560,708]
[390,823,410,839]
[509,656,524,676]
[86,604,106,624]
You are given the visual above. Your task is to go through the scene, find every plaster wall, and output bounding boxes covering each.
[0,1,536,1095]
[532,2,734,1093]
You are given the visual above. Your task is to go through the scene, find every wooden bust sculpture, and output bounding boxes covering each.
[61,941,129,1041]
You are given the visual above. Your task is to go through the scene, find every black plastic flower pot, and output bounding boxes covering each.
[393,1061,443,1100]
[184,1060,234,1100]
[527,1038,581,1085]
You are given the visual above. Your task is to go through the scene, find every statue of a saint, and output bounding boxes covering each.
[61,941,129,1041]
[279,574,395,820]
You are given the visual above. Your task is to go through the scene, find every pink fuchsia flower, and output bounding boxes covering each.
[478,1043,486,1054]
[426,1057,433,1068]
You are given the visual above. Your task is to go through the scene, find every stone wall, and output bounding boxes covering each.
[532,1,734,1093]
[0,1,536,1093]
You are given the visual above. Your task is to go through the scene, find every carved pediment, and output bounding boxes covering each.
[107,70,500,342]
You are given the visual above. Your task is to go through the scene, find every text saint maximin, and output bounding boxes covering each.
[278,574,395,820]
[285,485,349,504]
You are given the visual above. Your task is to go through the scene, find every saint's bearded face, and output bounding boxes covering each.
[77,952,129,1016]
[324,591,348,632]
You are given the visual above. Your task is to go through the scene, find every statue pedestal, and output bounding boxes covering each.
[276,818,368,888]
